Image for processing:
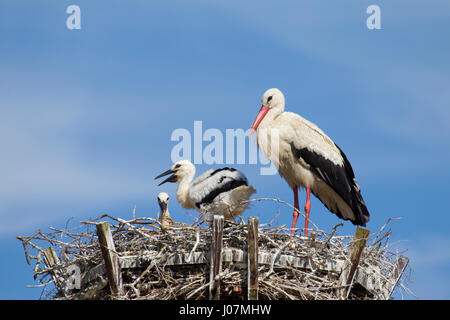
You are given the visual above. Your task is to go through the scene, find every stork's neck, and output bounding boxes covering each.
[159,203,170,219]
[255,106,283,168]
[176,172,196,209]
[257,106,283,132]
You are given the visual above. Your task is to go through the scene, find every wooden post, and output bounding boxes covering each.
[209,215,224,300]
[43,246,60,267]
[338,227,370,299]
[247,216,259,300]
[96,221,123,297]
[43,246,68,295]
[383,255,409,299]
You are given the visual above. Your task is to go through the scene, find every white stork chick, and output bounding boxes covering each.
[249,88,370,236]
[157,192,173,232]
[155,160,256,225]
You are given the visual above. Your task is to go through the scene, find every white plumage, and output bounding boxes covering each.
[249,88,370,236]
[155,160,256,225]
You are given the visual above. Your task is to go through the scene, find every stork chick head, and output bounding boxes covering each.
[249,88,285,136]
[155,160,196,186]
[157,192,170,210]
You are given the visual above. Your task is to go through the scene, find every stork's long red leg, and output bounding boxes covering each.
[290,186,300,236]
[304,185,311,236]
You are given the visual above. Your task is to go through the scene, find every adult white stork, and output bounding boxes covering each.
[155,160,256,225]
[248,88,370,236]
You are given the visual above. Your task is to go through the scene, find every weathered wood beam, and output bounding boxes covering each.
[247,216,259,300]
[81,247,346,288]
[338,227,370,299]
[209,215,224,300]
[96,221,123,297]
[43,246,60,267]
[43,246,70,296]
[354,265,382,295]
[43,247,60,282]
[383,255,409,299]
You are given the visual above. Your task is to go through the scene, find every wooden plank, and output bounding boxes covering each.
[96,221,123,297]
[119,248,342,271]
[247,216,259,300]
[43,246,60,267]
[354,265,383,295]
[209,215,224,300]
[43,246,69,296]
[382,255,409,299]
[81,246,345,286]
[338,227,370,299]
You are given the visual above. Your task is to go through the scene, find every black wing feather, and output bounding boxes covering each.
[290,143,370,226]
[195,168,247,208]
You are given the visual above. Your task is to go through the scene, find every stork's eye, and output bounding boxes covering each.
[174,164,181,169]
[267,96,273,102]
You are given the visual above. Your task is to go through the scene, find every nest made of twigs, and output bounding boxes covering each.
[17,209,413,300]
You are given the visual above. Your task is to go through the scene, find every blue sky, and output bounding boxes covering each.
[1,0,450,299]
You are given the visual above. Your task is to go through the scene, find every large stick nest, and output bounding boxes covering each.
[17,203,413,300]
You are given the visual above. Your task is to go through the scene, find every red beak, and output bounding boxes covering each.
[248,105,270,137]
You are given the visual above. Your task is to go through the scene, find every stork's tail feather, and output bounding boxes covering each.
[310,182,370,227]
[351,198,370,226]
[339,179,370,226]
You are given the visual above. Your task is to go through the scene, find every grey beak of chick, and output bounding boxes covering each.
[155,169,177,186]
